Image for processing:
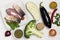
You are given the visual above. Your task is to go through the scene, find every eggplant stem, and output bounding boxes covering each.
[40,2,43,7]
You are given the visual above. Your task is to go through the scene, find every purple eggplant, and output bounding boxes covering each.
[40,2,51,28]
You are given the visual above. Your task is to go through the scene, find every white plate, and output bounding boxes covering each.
[0,0,60,40]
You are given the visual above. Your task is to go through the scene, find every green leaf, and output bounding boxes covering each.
[54,14,60,26]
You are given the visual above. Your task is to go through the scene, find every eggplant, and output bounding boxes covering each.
[26,2,40,21]
[6,8,21,19]
[5,15,21,23]
[13,4,25,17]
[40,2,51,28]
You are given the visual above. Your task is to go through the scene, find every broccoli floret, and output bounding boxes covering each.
[24,20,43,38]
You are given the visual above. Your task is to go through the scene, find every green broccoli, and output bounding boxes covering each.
[24,20,43,38]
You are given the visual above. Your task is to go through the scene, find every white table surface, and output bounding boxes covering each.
[0,0,60,40]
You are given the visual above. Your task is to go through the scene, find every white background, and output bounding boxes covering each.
[0,0,60,40]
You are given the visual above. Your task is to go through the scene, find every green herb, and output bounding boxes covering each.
[54,14,60,26]
[6,22,19,30]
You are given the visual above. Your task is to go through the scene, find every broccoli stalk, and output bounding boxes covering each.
[24,20,43,38]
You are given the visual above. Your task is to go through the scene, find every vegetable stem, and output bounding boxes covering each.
[40,2,43,7]
[51,9,57,23]
[32,28,43,38]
